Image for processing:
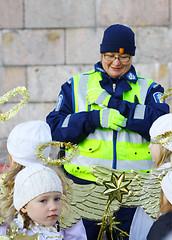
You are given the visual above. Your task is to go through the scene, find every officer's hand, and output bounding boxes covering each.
[100,108,127,131]
[86,88,111,107]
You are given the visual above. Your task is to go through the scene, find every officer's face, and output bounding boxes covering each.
[102,52,132,78]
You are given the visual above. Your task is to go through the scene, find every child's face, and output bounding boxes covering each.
[21,191,62,226]
[148,143,160,162]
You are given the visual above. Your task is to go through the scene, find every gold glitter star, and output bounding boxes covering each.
[103,172,131,203]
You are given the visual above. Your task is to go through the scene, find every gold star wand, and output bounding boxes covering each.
[97,172,131,240]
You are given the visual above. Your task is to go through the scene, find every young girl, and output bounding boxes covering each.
[129,113,172,240]
[8,164,65,239]
[147,171,172,240]
[0,120,87,240]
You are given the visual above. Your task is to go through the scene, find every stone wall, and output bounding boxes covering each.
[0,0,172,163]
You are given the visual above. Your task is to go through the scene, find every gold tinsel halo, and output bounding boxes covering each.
[151,131,172,146]
[35,141,79,166]
[0,86,30,122]
[160,87,172,102]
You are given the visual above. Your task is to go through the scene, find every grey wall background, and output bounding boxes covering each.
[0,0,172,163]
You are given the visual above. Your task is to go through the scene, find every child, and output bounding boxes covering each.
[147,171,172,240]
[11,164,65,239]
[129,113,172,240]
[6,120,52,166]
[0,120,87,240]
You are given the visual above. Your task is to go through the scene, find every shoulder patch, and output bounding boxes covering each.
[55,94,63,111]
[153,92,163,103]
[126,72,137,80]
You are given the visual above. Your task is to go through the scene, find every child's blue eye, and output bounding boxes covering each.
[40,199,46,203]
[55,197,61,201]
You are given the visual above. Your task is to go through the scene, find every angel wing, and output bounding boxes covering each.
[61,165,171,229]
[60,180,120,229]
[90,164,172,220]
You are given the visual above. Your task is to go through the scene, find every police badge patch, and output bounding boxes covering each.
[126,72,137,80]
[153,92,164,103]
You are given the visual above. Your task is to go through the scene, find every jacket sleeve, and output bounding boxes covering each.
[107,83,170,141]
[46,80,101,144]
[61,219,87,240]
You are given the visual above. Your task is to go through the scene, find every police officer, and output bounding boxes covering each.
[46,24,169,240]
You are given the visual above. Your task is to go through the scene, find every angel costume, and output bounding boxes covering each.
[14,214,63,240]
[0,214,87,240]
[129,162,172,240]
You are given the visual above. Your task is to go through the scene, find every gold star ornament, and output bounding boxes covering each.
[103,172,132,203]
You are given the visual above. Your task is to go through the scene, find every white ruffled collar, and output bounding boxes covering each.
[15,214,63,239]
[32,221,58,233]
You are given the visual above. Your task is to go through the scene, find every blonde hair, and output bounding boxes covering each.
[0,162,24,223]
[0,161,72,228]
[159,189,172,214]
[154,145,172,169]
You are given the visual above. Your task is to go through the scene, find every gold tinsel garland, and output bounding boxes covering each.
[151,131,172,146]
[160,87,172,102]
[35,141,79,166]
[0,86,30,122]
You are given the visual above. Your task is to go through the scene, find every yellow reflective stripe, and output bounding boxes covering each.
[86,71,102,89]
[116,142,151,161]
[78,138,113,160]
[64,163,96,181]
[123,81,141,102]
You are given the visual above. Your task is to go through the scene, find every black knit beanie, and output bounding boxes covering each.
[100,24,136,56]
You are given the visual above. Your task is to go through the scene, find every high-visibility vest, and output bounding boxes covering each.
[64,70,154,181]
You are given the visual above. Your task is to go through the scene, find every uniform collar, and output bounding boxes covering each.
[94,62,138,95]
[95,62,138,84]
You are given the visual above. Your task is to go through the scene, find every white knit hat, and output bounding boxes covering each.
[7,120,52,166]
[161,171,172,204]
[149,113,172,151]
[13,164,63,211]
